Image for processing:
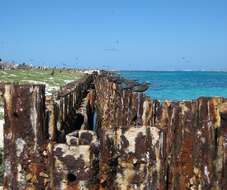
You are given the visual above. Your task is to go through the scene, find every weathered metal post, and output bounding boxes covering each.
[3,84,46,190]
[220,101,227,188]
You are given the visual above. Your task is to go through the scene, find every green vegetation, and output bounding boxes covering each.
[0,112,3,120]
[0,69,84,94]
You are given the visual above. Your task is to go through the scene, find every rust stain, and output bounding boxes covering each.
[2,72,227,189]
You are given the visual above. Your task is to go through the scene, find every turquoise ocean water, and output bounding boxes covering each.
[119,71,227,101]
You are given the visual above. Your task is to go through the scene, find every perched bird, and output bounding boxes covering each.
[121,79,138,90]
[132,82,150,92]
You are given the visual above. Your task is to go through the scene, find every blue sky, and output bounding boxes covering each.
[0,0,227,70]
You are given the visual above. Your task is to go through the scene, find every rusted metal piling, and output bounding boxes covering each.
[154,98,226,189]
[220,101,227,189]
[3,84,46,189]
[53,74,95,142]
[95,74,164,189]
[94,72,227,189]
[53,130,99,189]
[2,71,227,190]
[46,74,97,189]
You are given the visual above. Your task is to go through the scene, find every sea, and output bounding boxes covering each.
[119,71,227,101]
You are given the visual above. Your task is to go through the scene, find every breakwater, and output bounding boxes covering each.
[1,71,227,189]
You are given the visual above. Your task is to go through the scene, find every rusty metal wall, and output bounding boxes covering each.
[46,74,95,142]
[2,72,227,190]
[95,73,227,190]
[2,74,97,190]
[155,98,227,190]
[3,84,47,189]
[95,74,165,189]
[47,74,98,190]
[52,130,99,189]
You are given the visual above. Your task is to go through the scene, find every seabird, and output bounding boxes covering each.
[132,82,150,92]
[121,79,138,90]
